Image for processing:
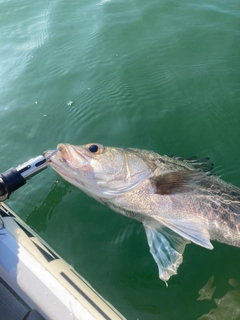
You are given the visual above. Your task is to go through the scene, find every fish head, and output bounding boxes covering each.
[45,143,156,200]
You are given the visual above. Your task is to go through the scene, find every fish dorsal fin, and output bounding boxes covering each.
[152,216,213,250]
[151,171,204,195]
[171,155,214,173]
[143,222,190,283]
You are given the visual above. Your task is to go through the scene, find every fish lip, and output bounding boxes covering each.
[43,150,54,160]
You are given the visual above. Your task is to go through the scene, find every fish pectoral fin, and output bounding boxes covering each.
[151,171,205,195]
[154,217,213,250]
[143,223,190,283]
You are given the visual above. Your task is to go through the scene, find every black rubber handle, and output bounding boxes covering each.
[0,168,26,199]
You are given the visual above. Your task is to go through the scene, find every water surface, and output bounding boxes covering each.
[1,0,240,319]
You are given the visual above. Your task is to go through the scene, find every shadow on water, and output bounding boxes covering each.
[26,180,72,233]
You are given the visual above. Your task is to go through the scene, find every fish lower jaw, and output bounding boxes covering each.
[59,172,86,189]
[50,164,83,186]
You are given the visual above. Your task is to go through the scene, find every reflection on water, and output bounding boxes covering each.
[198,277,240,320]
[26,180,71,233]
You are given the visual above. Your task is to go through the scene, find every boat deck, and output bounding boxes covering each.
[0,204,125,320]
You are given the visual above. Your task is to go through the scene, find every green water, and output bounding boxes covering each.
[1,0,240,319]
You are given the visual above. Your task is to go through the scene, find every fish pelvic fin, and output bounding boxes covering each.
[143,222,190,283]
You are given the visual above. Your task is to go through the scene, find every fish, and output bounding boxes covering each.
[45,143,240,284]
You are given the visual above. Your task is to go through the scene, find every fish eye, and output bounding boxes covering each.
[89,145,99,152]
[86,143,104,154]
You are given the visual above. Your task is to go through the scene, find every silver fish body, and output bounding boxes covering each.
[46,143,240,283]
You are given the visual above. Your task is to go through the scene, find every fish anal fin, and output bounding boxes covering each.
[154,217,213,250]
[151,171,204,195]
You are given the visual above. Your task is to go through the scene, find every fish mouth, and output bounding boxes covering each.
[44,147,70,177]
[57,143,90,164]
[45,144,88,165]
[45,144,93,188]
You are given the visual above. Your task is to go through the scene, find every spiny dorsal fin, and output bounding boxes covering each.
[151,171,205,195]
[170,155,214,173]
